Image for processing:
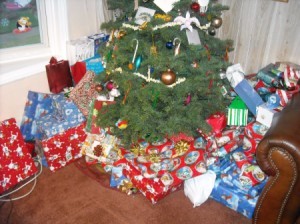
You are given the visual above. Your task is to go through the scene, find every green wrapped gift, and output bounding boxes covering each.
[227,96,248,126]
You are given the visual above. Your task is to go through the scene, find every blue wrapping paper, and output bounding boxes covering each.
[36,95,85,139]
[20,91,55,141]
[209,151,267,219]
[234,79,264,116]
[84,55,104,74]
[210,179,259,219]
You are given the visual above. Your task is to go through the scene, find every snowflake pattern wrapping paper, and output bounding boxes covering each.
[0,118,38,194]
[41,123,87,172]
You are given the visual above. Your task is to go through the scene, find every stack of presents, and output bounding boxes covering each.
[1,34,300,218]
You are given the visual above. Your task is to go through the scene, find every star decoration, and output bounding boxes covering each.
[174,11,200,32]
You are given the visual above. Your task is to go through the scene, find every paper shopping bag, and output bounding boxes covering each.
[46,57,73,94]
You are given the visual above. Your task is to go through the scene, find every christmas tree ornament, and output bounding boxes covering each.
[129,38,139,70]
[174,11,200,32]
[208,26,216,36]
[95,83,104,92]
[116,119,128,129]
[191,61,199,68]
[211,17,223,29]
[116,29,127,39]
[198,0,210,14]
[204,44,211,61]
[166,40,173,49]
[106,80,115,91]
[122,81,132,104]
[134,55,143,71]
[173,37,181,56]
[161,69,176,85]
[150,34,158,55]
[224,47,229,61]
[190,2,200,12]
[184,93,192,106]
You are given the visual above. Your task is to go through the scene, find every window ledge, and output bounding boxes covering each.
[0,54,51,86]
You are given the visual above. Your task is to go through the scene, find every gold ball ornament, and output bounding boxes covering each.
[211,17,223,29]
[161,69,176,85]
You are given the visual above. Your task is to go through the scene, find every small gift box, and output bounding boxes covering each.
[227,96,248,126]
[41,123,87,172]
[0,118,38,193]
[88,33,109,56]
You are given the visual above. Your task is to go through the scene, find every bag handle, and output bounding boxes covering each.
[49,57,58,65]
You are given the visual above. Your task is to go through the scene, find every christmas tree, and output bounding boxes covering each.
[95,0,233,145]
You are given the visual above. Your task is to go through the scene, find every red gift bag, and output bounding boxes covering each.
[71,61,87,85]
[46,57,73,93]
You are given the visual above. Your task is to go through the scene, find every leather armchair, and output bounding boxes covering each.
[253,92,300,224]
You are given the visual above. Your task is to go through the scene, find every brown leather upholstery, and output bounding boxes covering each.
[253,92,300,224]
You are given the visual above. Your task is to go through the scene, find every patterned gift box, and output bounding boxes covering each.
[210,160,267,219]
[50,94,85,122]
[69,71,99,117]
[244,121,268,142]
[210,178,260,219]
[41,123,87,172]
[115,139,207,204]
[227,96,248,126]
[36,95,85,139]
[20,91,55,141]
[0,118,38,193]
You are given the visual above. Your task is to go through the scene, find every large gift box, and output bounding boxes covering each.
[41,123,87,172]
[20,91,55,141]
[210,153,267,219]
[0,118,38,193]
[115,139,207,204]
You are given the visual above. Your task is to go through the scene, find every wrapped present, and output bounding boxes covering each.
[41,123,87,172]
[84,55,104,75]
[66,37,94,66]
[242,136,258,158]
[244,121,268,141]
[36,97,85,139]
[20,91,55,141]
[0,118,38,194]
[69,71,99,117]
[70,61,86,85]
[115,138,207,204]
[227,96,248,126]
[210,178,260,219]
[110,166,126,188]
[88,33,110,56]
[226,64,264,116]
[206,112,227,136]
[256,63,283,88]
[256,103,278,127]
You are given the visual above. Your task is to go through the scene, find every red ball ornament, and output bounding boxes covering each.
[106,81,115,91]
[190,2,200,12]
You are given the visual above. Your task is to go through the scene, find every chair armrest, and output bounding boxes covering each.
[253,92,300,224]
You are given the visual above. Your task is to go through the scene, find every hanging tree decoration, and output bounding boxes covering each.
[150,34,158,55]
[173,38,181,56]
[128,38,139,70]
[174,11,201,32]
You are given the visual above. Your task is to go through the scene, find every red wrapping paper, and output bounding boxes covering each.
[0,118,38,193]
[41,123,87,172]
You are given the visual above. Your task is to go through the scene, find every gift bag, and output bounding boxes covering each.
[46,57,73,94]
[70,61,87,85]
